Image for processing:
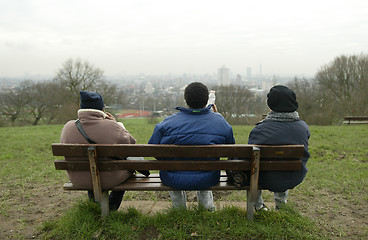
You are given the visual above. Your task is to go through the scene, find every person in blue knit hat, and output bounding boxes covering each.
[60,91,138,211]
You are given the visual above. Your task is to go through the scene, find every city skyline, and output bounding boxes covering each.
[1,0,367,78]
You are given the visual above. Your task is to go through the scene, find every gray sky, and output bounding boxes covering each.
[1,0,367,78]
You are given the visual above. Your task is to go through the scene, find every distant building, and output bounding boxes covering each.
[218,65,229,86]
[235,74,242,85]
[246,67,252,79]
[144,81,154,94]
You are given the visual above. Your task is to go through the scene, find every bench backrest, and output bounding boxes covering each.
[52,144,304,171]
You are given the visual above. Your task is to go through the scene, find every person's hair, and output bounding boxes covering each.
[184,82,209,109]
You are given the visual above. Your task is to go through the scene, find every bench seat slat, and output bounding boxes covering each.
[123,174,229,183]
[127,174,230,179]
[113,182,250,191]
[63,179,251,191]
[62,173,230,188]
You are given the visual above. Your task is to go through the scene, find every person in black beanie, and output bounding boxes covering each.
[248,85,310,211]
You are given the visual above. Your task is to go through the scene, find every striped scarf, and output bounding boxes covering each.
[264,111,300,122]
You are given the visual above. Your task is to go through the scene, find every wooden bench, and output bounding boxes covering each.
[344,116,368,124]
[52,144,304,220]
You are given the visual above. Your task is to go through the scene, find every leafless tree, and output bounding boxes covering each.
[26,81,68,125]
[287,77,333,124]
[54,58,104,104]
[0,81,32,126]
[315,54,368,117]
[95,81,118,106]
[285,54,368,125]
[214,85,258,124]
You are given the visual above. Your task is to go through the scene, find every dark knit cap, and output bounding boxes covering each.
[267,85,298,112]
[80,91,104,110]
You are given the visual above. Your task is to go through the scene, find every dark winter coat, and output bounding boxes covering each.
[248,119,310,192]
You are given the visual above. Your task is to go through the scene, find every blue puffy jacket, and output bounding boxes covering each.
[248,119,310,192]
[148,106,235,190]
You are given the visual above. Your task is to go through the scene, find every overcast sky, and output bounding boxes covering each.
[1,0,367,78]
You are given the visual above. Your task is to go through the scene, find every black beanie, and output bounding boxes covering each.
[80,91,104,110]
[267,85,298,112]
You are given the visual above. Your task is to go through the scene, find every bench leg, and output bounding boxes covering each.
[100,191,109,217]
[246,190,255,220]
[246,146,260,220]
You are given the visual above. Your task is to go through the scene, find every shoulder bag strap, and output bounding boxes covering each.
[75,119,96,144]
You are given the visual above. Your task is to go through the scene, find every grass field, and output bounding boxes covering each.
[0,119,367,239]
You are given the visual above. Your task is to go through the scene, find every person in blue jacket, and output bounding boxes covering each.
[248,85,310,211]
[148,82,235,210]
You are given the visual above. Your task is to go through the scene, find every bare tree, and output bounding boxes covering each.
[315,54,368,117]
[214,85,257,124]
[26,81,68,125]
[285,53,368,125]
[287,77,332,124]
[0,81,32,126]
[54,58,104,104]
[95,81,118,106]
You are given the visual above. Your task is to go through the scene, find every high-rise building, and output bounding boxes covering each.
[218,65,229,86]
[246,67,252,79]
[235,74,242,85]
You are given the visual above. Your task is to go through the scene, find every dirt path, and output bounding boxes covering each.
[0,184,83,239]
[293,191,368,239]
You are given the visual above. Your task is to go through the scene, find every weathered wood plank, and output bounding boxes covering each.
[88,146,103,203]
[52,144,304,158]
[63,180,251,191]
[55,159,301,171]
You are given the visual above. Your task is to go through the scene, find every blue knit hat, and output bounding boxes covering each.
[80,91,104,110]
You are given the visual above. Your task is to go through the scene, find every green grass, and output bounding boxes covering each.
[0,120,367,239]
[41,200,321,240]
[0,125,63,185]
[298,126,368,202]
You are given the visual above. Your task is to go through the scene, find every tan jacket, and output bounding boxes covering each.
[60,109,135,190]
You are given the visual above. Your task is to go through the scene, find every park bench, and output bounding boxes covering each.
[52,143,304,220]
[344,116,368,124]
